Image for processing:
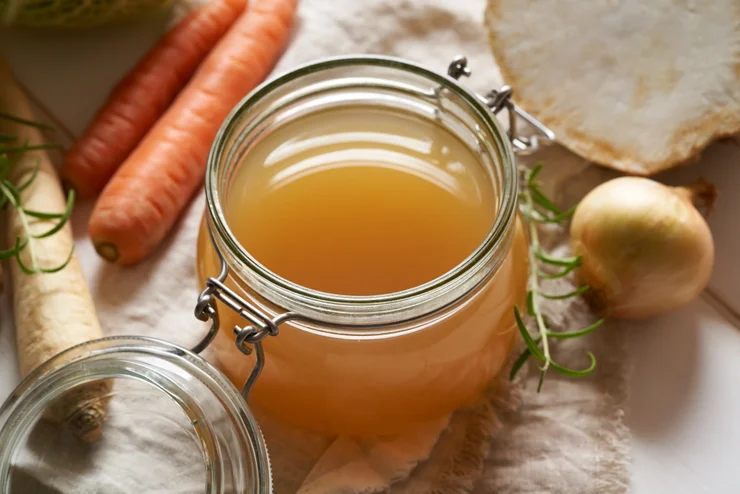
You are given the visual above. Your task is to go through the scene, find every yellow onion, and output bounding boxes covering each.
[570,177,715,319]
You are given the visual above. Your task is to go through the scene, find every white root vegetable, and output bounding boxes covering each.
[570,177,715,319]
[485,0,740,175]
[0,60,110,442]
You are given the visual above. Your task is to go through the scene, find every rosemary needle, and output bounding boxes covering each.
[0,111,55,131]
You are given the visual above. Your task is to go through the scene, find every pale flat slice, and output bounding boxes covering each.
[485,0,740,175]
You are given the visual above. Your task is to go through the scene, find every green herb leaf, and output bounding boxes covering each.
[31,189,75,239]
[0,142,63,153]
[0,112,54,131]
[0,180,20,207]
[534,247,581,267]
[25,209,65,219]
[39,245,75,273]
[550,352,597,377]
[530,185,561,214]
[537,263,578,279]
[0,236,26,260]
[16,159,40,192]
[540,285,590,300]
[549,204,577,222]
[14,246,36,275]
[526,291,535,316]
[531,204,578,224]
[527,163,543,184]
[0,134,15,143]
[514,306,546,361]
[549,318,604,340]
[509,348,532,381]
[536,369,547,392]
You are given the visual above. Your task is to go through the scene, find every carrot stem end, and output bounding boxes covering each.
[94,242,120,262]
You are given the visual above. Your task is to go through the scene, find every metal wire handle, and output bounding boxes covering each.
[191,229,300,401]
[447,55,555,154]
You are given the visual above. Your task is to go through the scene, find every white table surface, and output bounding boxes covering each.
[2,9,740,494]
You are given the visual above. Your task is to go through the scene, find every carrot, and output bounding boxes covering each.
[89,0,298,265]
[1,60,110,443]
[60,0,247,199]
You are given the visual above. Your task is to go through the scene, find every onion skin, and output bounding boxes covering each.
[570,177,714,319]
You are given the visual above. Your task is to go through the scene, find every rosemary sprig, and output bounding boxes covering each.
[0,111,55,130]
[0,113,74,274]
[512,163,604,391]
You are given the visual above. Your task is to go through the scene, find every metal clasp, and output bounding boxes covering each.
[447,55,555,154]
[191,234,291,400]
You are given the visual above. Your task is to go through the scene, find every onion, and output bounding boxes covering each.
[570,177,716,319]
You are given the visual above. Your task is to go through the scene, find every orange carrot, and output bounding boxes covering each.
[89,0,299,265]
[61,0,247,199]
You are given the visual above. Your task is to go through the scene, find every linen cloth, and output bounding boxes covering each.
[0,0,631,492]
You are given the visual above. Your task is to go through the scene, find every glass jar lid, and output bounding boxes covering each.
[0,337,271,494]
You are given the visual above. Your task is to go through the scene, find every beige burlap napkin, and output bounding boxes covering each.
[2,0,631,492]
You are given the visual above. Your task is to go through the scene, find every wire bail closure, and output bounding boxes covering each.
[447,55,555,155]
[191,54,556,401]
[191,229,296,400]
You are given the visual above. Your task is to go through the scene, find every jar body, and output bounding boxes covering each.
[197,217,527,435]
[197,56,527,436]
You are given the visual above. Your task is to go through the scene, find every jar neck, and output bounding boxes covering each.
[205,55,518,327]
[0,337,271,494]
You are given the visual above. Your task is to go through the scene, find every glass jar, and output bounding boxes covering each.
[196,55,543,436]
[0,337,271,494]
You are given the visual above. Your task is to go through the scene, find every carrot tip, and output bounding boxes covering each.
[94,242,120,262]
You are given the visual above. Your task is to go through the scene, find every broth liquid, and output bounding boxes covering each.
[226,107,497,295]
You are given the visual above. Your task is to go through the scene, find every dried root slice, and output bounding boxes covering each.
[485,0,740,175]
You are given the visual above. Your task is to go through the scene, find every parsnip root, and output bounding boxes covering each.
[0,60,111,442]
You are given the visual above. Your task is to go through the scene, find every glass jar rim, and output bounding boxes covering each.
[0,336,271,494]
[204,54,518,325]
